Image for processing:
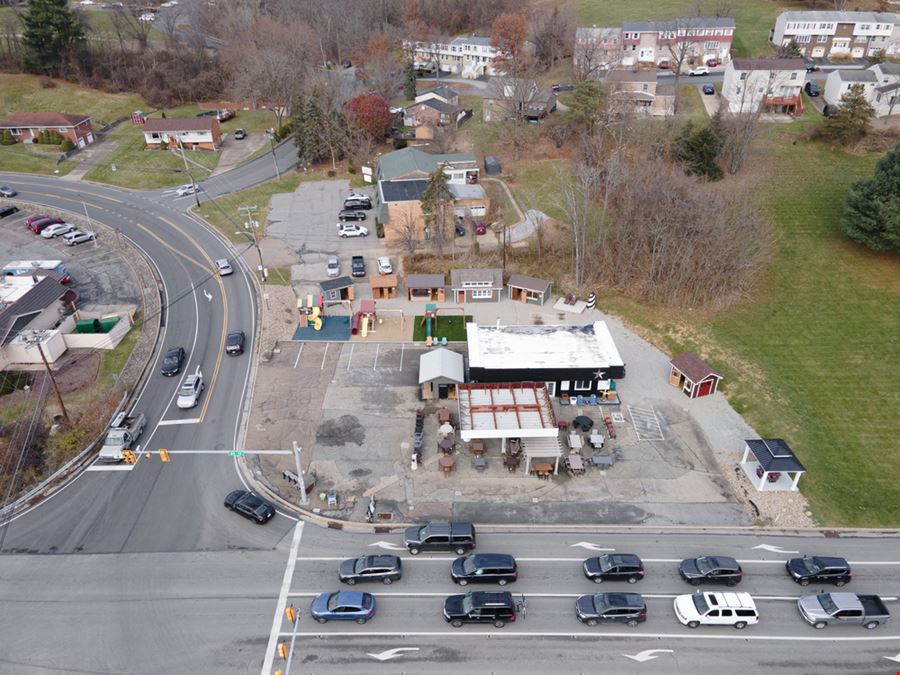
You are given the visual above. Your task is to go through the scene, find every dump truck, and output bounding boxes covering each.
[98,411,146,462]
[798,593,891,629]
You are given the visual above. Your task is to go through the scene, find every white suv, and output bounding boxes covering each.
[674,592,759,629]
[338,223,369,238]
[176,368,205,409]
[377,256,393,275]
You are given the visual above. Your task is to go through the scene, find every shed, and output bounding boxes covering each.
[450,268,503,303]
[668,352,723,399]
[370,273,398,299]
[484,155,502,174]
[320,276,354,302]
[406,274,445,302]
[418,347,465,400]
[507,274,552,305]
[740,439,806,492]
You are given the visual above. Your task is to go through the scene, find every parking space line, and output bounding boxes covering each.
[346,342,353,370]
[292,343,304,369]
[399,343,404,371]
[321,343,329,370]
[629,404,664,441]
[373,343,379,370]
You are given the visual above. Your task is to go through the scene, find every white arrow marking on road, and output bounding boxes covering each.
[368,541,406,551]
[367,648,420,662]
[753,544,800,554]
[203,289,212,302]
[624,649,674,663]
[884,654,900,663]
[570,542,615,552]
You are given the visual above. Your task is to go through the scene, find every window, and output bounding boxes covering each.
[789,72,798,80]
[470,289,493,299]
[560,380,571,391]
[818,35,828,43]
[740,72,747,80]
[57,127,66,133]
[573,381,592,391]
[797,35,811,43]
[10,127,21,135]
[705,40,719,49]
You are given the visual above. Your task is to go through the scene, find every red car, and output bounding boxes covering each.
[30,217,64,233]
[474,220,487,235]
[24,214,49,228]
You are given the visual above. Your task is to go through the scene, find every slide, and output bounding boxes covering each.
[310,306,322,331]
[425,316,433,346]
[361,316,368,337]
[351,312,361,336]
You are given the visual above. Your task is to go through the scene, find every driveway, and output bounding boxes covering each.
[211,133,268,176]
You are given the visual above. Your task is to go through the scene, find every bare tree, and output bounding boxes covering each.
[395,205,422,255]
[573,28,621,82]
[529,6,573,70]
[661,17,706,113]
[431,123,458,153]
[559,163,601,287]
[484,71,545,159]
[713,0,734,17]
[711,78,764,175]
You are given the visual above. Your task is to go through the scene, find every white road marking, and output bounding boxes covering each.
[367,647,420,662]
[295,554,900,566]
[884,653,900,663]
[84,464,134,472]
[203,289,212,302]
[321,342,329,370]
[284,591,846,602]
[292,343,303,369]
[367,541,406,551]
[570,542,616,551]
[373,343,379,370]
[261,521,305,675]
[624,649,674,663]
[628,404,664,441]
[399,343,404,371]
[754,544,800,554]
[156,418,201,426]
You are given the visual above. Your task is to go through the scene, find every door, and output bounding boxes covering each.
[698,379,714,397]
[438,383,449,399]
[544,382,556,397]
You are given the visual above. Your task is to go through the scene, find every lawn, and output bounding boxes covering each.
[507,159,569,222]
[0,143,76,176]
[412,314,472,343]
[0,7,163,42]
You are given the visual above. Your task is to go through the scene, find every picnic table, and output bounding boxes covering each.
[589,432,605,449]
[565,454,586,476]
[469,440,486,456]
[573,415,594,432]
[531,462,553,479]
[439,455,455,475]
[589,455,614,469]
[438,407,452,424]
[568,433,584,451]
[438,437,455,454]
[504,455,521,473]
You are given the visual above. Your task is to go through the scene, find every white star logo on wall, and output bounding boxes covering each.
[593,369,606,380]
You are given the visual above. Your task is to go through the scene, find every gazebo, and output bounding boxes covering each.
[740,439,806,492]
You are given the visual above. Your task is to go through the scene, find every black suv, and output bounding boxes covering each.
[575,592,647,627]
[343,198,372,211]
[351,255,366,278]
[339,555,402,585]
[804,81,821,97]
[443,591,516,628]
[786,555,851,587]
[451,553,517,586]
[161,346,185,376]
[404,522,476,555]
[338,209,367,222]
[224,490,275,524]
[679,556,743,586]
[583,554,645,584]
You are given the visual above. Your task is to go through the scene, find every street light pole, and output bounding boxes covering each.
[266,129,281,179]
[292,441,308,505]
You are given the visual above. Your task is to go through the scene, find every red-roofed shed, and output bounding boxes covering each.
[668,352,722,399]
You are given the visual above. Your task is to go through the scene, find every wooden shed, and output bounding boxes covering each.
[406,274,445,302]
[507,274,552,305]
[418,347,465,400]
[321,276,354,302]
[370,273,398,299]
[669,352,723,399]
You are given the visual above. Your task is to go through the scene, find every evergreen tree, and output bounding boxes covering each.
[292,96,324,166]
[841,142,900,251]
[821,84,875,146]
[420,168,453,253]
[566,80,605,135]
[21,0,85,76]
[403,60,417,100]
[673,122,723,181]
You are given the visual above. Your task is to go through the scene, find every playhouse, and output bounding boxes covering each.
[351,299,378,337]
[406,274,445,302]
[297,293,324,330]
[370,273,399,299]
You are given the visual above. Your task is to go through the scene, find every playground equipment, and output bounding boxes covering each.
[351,299,377,337]
[420,305,465,346]
[297,293,324,330]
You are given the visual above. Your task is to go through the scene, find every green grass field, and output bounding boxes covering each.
[412,314,471,343]
[0,7,163,41]
[0,143,76,175]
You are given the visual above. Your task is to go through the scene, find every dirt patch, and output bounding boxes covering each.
[316,415,365,447]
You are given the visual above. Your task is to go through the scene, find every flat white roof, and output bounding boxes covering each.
[467,321,624,371]
[457,383,558,441]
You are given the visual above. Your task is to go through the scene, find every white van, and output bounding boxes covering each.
[674,592,759,629]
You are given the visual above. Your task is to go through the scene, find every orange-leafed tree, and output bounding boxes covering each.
[343,94,394,141]
[490,13,529,59]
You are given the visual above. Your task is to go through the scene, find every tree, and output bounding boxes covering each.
[485,73,543,159]
[403,59,417,100]
[530,7,571,70]
[820,84,875,146]
[490,12,529,69]
[543,118,570,148]
[292,96,324,166]
[343,93,393,142]
[776,40,803,59]
[559,163,600,287]
[711,103,763,175]
[21,0,85,76]
[841,143,900,251]
[420,167,453,254]
[673,122,723,181]
[566,80,605,136]
[396,206,422,255]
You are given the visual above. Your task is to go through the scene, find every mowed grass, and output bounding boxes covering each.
[411,314,471,342]
[0,143,76,175]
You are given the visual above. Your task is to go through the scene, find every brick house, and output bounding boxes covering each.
[620,16,735,70]
[142,117,222,151]
[722,58,805,114]
[574,26,622,79]
[0,112,95,148]
[403,99,464,128]
[771,11,900,59]
[605,70,675,116]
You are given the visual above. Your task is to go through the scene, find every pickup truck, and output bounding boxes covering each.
[98,412,146,462]
[798,593,890,629]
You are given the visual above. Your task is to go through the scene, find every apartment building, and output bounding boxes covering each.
[772,11,900,59]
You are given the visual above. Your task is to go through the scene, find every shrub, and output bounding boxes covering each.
[0,130,16,145]
[60,138,75,152]
[393,138,408,150]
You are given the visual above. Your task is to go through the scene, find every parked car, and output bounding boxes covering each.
[175,183,198,197]
[405,522,476,555]
[196,110,218,117]
[30,217,64,233]
[40,222,76,239]
[216,109,235,122]
[576,592,647,626]
[376,256,393,275]
[474,219,487,235]
[176,369,204,409]
[0,205,20,218]
[339,223,369,238]
[786,556,851,587]
[451,553,517,586]
[551,83,576,92]
[804,81,821,97]
[443,591,516,627]
[233,128,247,140]
[225,330,245,355]
[351,255,366,277]
[657,60,670,69]
[224,489,275,524]
[702,84,716,95]
[455,223,466,237]
[138,12,155,21]
[0,185,16,198]
[674,592,759,629]
[679,556,742,586]
[823,104,839,118]
[804,60,821,73]
[583,554,645,584]
[339,555,402,585]
[798,592,890,629]
[215,258,233,276]
[343,198,372,211]
[161,346,185,376]
[24,214,49,228]
[326,255,340,277]
[310,591,376,624]
[338,209,367,222]
[62,230,96,246]
[689,66,710,76]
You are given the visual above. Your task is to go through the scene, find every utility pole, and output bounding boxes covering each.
[32,338,70,426]
[265,129,281,179]
[177,138,202,208]
[292,441,308,505]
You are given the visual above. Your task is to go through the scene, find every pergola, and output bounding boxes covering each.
[740,439,806,492]
[456,382,562,474]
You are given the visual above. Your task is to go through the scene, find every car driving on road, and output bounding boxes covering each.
[0,185,17,197]
[176,369,204,408]
[689,66,710,76]
[161,346,185,376]
[225,330,245,355]
[674,591,759,629]
[310,591,376,624]
[405,522,476,555]
[215,258,233,275]
[339,555,402,585]
[175,184,197,197]
[583,554,645,584]
[223,489,275,524]
[62,230,96,246]
[443,591,516,627]
[451,553,517,586]
[797,592,889,629]
[786,556,851,586]
[679,556,742,586]
[575,592,647,626]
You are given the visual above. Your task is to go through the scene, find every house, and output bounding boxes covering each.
[142,117,222,151]
[771,11,900,59]
[824,69,879,109]
[605,70,675,116]
[722,58,806,114]
[574,26,622,79]
[403,99,465,128]
[415,86,460,107]
[450,268,503,303]
[418,347,464,400]
[482,77,557,122]
[620,16,735,69]
[0,112,95,148]
[507,274,552,305]
[0,275,72,345]
[406,274,445,301]
[404,35,518,79]
[824,63,899,116]
[872,61,900,116]
[668,352,723,399]
[466,321,625,398]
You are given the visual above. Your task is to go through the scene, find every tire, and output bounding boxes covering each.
[451,619,463,628]
[592,577,603,584]
[687,621,700,629]
[382,577,393,585]
[455,547,467,555]
[627,577,638,584]
[835,579,846,587]
[458,579,468,586]
[356,618,367,625]
[408,547,420,555]
[498,579,508,586]
[345,578,356,585]
[864,621,879,630]
[813,621,827,629]
[627,619,639,627]
[726,579,738,587]
[734,621,747,630]
[799,578,810,587]
[689,579,701,587]
[586,618,598,627]
[316,617,328,624]
[493,620,506,628]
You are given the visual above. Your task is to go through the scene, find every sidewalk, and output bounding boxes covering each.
[60,140,120,181]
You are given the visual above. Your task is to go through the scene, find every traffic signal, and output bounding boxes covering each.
[159,449,170,462]
[122,450,136,464]
[277,643,289,660]
[285,606,296,623]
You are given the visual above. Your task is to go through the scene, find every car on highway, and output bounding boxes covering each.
[326,255,340,277]
[175,183,197,197]
[451,553,517,586]
[343,197,371,210]
[0,205,20,218]
[62,230,96,246]
[583,553,645,584]
[30,216,64,233]
[702,84,716,95]
[138,12,155,21]
[575,592,647,626]
[310,591,376,624]
[797,592,890,629]
[351,255,366,277]
[233,128,246,140]
[40,222,76,239]
[786,556,851,586]
[176,369,204,408]
[443,591,516,628]
[689,66,710,76]
[339,555,402,585]
[376,256,393,275]
[0,185,16,198]
[223,489,276,524]
[215,258,233,276]
[338,223,369,238]
[338,209,366,222]
[161,346,185,376]
[679,556,742,586]
[225,330,245,355]
[674,591,759,629]
[405,522,476,555]
[804,81,821,97]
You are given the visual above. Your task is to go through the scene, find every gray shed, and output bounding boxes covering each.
[419,347,465,400]
[321,276,354,302]
[484,155,502,175]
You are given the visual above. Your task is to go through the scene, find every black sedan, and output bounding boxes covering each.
[339,555,403,585]
[679,556,742,586]
[161,346,185,376]
[339,209,367,222]
[575,592,647,627]
[224,490,275,524]
[786,556,851,586]
[225,330,245,355]
[583,554,645,584]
